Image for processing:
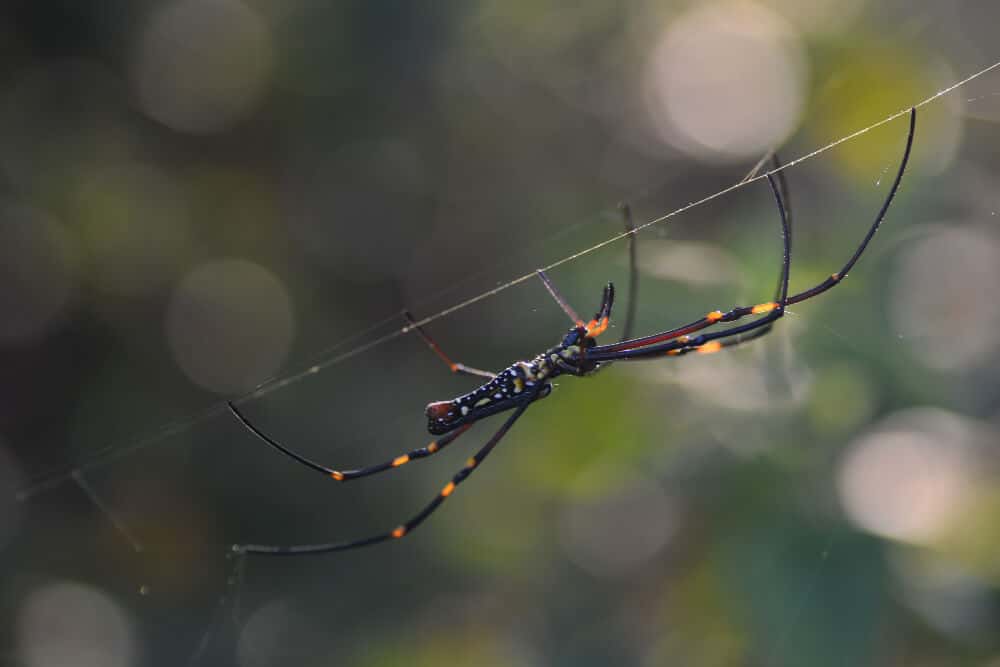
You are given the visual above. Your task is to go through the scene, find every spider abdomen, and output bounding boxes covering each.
[425,361,551,435]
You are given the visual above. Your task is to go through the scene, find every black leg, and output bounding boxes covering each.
[228,402,473,482]
[590,169,792,362]
[618,202,639,343]
[589,108,915,362]
[770,152,793,302]
[234,395,536,555]
[649,324,775,358]
[785,107,914,305]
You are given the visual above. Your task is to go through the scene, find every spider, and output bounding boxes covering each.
[227,108,915,557]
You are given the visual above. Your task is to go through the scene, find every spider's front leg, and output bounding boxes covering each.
[537,199,639,343]
[589,108,915,364]
[588,170,792,363]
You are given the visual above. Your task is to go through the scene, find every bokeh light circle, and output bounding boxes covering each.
[837,408,986,544]
[558,470,677,577]
[166,259,294,393]
[889,225,1000,371]
[237,598,322,667]
[133,0,273,134]
[16,581,136,667]
[643,1,807,160]
[0,204,78,342]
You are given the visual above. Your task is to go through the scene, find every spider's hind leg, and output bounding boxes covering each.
[228,401,474,482]
[403,310,496,380]
[234,394,538,556]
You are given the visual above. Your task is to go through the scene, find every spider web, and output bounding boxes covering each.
[8,55,1000,667]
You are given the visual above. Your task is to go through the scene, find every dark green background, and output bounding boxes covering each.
[2,2,999,665]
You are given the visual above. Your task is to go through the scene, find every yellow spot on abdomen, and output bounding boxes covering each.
[706,310,723,322]
[697,341,723,354]
[441,482,456,497]
[392,455,410,467]
[391,526,407,538]
[331,471,345,481]
[427,441,439,453]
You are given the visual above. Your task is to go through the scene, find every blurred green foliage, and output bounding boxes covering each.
[2,2,1000,666]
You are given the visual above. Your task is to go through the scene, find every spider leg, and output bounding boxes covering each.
[619,201,639,343]
[638,156,790,359]
[233,394,536,555]
[404,310,496,380]
[785,107,914,306]
[589,157,788,357]
[537,269,584,326]
[666,324,775,357]
[536,201,639,339]
[589,170,791,362]
[770,152,792,300]
[228,401,473,482]
[590,107,915,361]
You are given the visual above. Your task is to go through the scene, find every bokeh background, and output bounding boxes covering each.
[2,1,1000,665]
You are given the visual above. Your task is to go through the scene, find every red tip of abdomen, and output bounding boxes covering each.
[426,400,461,435]
[426,401,453,419]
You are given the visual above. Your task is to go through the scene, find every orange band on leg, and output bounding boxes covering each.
[696,341,723,354]
[751,302,777,314]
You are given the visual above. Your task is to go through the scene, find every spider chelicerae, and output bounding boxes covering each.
[227,107,915,557]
